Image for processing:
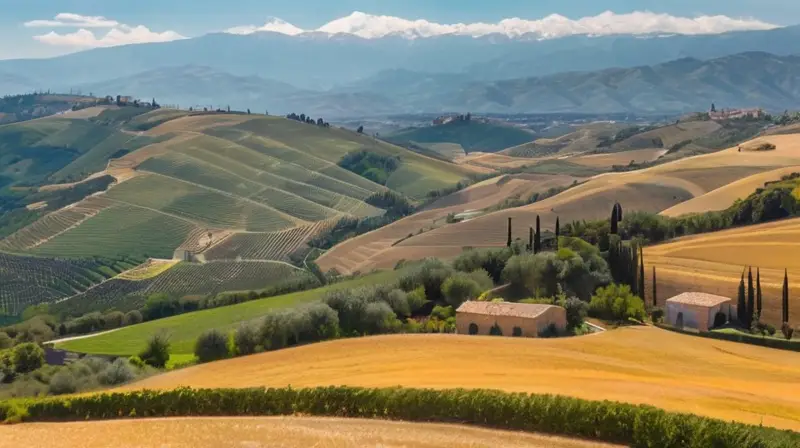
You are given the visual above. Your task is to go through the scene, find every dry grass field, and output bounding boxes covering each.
[661,166,800,217]
[643,218,800,325]
[1,417,620,448]
[317,173,581,273]
[571,148,667,168]
[123,327,800,431]
[328,133,800,271]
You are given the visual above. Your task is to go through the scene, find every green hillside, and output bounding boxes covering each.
[0,109,471,315]
[387,119,535,154]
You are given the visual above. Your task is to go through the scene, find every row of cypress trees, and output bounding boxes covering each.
[737,267,793,338]
[506,216,560,254]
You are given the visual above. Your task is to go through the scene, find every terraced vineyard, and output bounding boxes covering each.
[1,109,471,314]
[29,204,198,259]
[58,261,315,314]
[0,252,144,314]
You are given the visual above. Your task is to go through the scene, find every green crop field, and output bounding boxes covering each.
[0,252,144,314]
[57,269,405,356]
[30,204,197,259]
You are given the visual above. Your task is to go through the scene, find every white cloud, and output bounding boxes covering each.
[33,26,186,48]
[24,13,120,28]
[26,13,186,48]
[229,10,779,39]
[226,18,304,36]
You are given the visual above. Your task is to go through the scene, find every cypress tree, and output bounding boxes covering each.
[610,205,619,234]
[617,203,623,221]
[756,268,762,317]
[638,246,645,301]
[747,267,755,328]
[534,216,541,254]
[555,217,560,248]
[737,272,747,327]
[507,217,512,248]
[652,266,657,307]
[528,227,533,252]
[783,269,790,323]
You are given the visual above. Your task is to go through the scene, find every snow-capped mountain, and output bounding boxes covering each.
[231,10,778,40]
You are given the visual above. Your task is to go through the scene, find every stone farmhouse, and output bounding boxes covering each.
[665,292,736,332]
[456,301,567,337]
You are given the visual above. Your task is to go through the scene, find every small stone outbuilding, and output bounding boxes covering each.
[666,292,736,332]
[456,301,567,338]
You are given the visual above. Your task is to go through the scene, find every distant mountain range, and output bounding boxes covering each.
[2,25,800,117]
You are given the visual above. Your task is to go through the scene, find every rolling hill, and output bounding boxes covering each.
[643,218,800,325]
[319,133,800,276]
[121,327,800,431]
[386,118,535,155]
[0,108,471,314]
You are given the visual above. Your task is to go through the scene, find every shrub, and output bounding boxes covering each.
[139,333,170,368]
[453,248,513,283]
[713,312,728,328]
[489,323,503,336]
[431,305,455,320]
[398,258,453,301]
[127,356,146,369]
[539,323,559,338]
[651,308,665,323]
[123,310,143,326]
[441,272,484,307]
[558,296,588,330]
[0,350,15,382]
[233,324,260,356]
[363,302,399,334]
[385,289,411,317]
[48,369,77,395]
[194,330,230,363]
[103,311,125,329]
[588,284,646,323]
[405,286,428,314]
[0,332,11,350]
[782,323,794,341]
[98,358,135,385]
[512,326,523,337]
[11,343,44,374]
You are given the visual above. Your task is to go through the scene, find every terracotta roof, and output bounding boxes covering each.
[666,292,732,307]
[456,301,557,319]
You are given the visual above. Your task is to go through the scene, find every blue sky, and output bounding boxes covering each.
[1,0,797,60]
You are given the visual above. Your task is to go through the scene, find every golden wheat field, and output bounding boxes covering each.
[643,218,800,324]
[326,133,800,272]
[122,327,800,431]
[0,417,619,448]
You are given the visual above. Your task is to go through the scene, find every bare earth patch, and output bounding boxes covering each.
[0,417,620,448]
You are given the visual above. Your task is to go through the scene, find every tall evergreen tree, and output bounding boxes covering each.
[555,217,560,247]
[507,218,512,248]
[737,272,747,327]
[747,267,755,328]
[638,246,645,301]
[534,216,541,253]
[756,268,763,317]
[610,205,619,234]
[783,269,790,323]
[528,227,533,252]
[616,203,623,221]
[652,266,657,307]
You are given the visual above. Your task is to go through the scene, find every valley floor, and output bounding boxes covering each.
[121,327,800,431]
[0,417,619,448]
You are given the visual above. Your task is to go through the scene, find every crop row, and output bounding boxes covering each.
[2,387,798,448]
[30,205,197,259]
[60,261,315,313]
[0,252,143,314]
[204,228,312,261]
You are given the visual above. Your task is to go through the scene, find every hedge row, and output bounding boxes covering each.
[656,323,800,352]
[2,386,798,447]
